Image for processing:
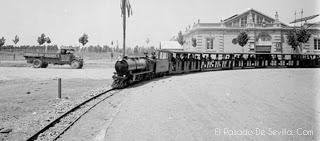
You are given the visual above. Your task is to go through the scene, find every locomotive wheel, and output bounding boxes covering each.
[112,78,124,89]
[112,78,130,89]
[33,59,43,68]
[119,79,128,88]
[111,79,120,89]
[71,60,81,69]
[79,63,83,69]
[41,63,48,68]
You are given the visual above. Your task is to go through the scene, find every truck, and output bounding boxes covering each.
[24,48,84,69]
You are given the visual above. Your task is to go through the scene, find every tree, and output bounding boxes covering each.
[150,46,156,54]
[146,38,150,47]
[232,38,238,45]
[120,0,133,57]
[78,33,89,46]
[12,35,19,45]
[0,37,5,47]
[287,31,299,52]
[46,37,51,44]
[133,45,139,55]
[286,27,311,53]
[297,27,311,43]
[177,31,185,46]
[237,31,249,52]
[37,33,47,45]
[37,34,52,52]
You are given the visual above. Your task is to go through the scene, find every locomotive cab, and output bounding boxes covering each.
[154,51,170,74]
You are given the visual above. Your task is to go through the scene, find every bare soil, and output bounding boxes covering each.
[103,68,320,141]
[0,60,114,141]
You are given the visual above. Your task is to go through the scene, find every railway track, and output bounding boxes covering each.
[26,88,118,141]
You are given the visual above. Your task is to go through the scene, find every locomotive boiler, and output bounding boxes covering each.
[115,57,148,75]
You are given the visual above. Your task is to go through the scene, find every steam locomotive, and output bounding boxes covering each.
[112,53,168,88]
[111,49,320,89]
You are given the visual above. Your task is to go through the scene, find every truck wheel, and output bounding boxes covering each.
[33,59,43,68]
[79,63,83,69]
[41,63,48,68]
[71,60,81,69]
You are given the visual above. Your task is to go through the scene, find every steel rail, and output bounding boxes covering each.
[26,88,116,141]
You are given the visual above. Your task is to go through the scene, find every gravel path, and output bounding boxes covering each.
[101,68,320,141]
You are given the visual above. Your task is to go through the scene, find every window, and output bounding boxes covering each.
[240,18,247,27]
[314,38,320,50]
[275,42,282,52]
[252,14,255,23]
[257,16,263,24]
[206,38,214,49]
[159,52,168,59]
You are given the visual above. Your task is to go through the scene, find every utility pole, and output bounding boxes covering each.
[294,11,297,27]
[300,9,304,26]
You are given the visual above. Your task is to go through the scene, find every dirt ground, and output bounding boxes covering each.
[100,68,320,141]
[0,60,115,141]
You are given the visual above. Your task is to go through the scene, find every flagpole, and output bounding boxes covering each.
[122,0,126,58]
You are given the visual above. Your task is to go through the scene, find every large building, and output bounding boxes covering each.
[183,9,320,54]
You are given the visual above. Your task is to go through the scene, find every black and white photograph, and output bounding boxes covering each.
[0,0,320,140]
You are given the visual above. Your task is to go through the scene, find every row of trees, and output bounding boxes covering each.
[175,26,311,53]
[0,31,156,55]
[0,44,156,54]
[0,33,89,48]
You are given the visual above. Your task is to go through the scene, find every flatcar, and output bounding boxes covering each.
[111,50,320,89]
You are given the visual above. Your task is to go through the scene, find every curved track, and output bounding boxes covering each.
[26,88,118,141]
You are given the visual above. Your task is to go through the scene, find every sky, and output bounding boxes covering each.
[0,0,319,47]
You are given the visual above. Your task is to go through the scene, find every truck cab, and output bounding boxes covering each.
[57,48,80,62]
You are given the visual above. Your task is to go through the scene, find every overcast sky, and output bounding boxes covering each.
[0,0,319,47]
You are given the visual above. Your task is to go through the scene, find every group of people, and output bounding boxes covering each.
[169,53,320,71]
[144,52,157,59]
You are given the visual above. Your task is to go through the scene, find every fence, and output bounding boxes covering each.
[0,45,156,61]
[0,46,59,61]
[0,52,25,61]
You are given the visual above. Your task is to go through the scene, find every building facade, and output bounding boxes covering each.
[183,9,320,54]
